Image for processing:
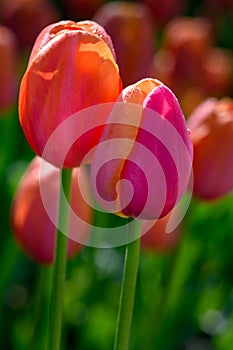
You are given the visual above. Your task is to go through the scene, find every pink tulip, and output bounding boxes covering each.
[19,20,122,168]
[0,25,18,111]
[11,156,92,264]
[94,1,155,87]
[188,98,233,200]
[91,78,193,220]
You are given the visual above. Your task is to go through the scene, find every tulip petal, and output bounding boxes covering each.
[19,23,122,168]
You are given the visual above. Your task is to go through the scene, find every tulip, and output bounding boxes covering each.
[150,49,176,90]
[19,20,122,168]
[201,48,233,97]
[0,0,60,49]
[162,17,213,86]
[93,1,155,87]
[139,0,184,25]
[188,97,233,200]
[91,78,193,220]
[141,211,182,252]
[0,25,18,111]
[150,17,214,116]
[11,156,92,264]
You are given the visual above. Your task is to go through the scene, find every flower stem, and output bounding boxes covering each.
[48,168,72,350]
[113,219,142,350]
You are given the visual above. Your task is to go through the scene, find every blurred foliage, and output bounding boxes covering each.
[0,0,233,349]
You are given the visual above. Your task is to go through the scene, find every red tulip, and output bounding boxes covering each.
[162,17,213,85]
[19,20,122,168]
[150,17,215,116]
[141,211,182,252]
[0,0,60,49]
[201,48,233,97]
[11,156,92,264]
[93,1,155,87]
[150,49,176,90]
[188,98,233,200]
[139,0,184,25]
[91,78,193,220]
[0,25,18,111]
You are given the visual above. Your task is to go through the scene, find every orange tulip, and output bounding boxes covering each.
[0,25,18,111]
[94,1,154,87]
[188,98,233,200]
[19,20,122,168]
[11,156,92,264]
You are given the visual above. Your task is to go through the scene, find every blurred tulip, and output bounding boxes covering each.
[139,0,184,25]
[0,0,60,49]
[141,211,182,252]
[11,156,92,264]
[150,17,232,115]
[91,78,193,220]
[0,25,18,111]
[201,48,233,97]
[19,20,122,168]
[162,17,213,85]
[188,98,233,200]
[61,0,105,20]
[150,49,176,89]
[94,1,155,87]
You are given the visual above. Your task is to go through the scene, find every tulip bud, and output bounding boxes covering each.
[91,78,193,220]
[141,210,182,252]
[201,48,233,97]
[139,0,184,25]
[19,20,122,168]
[94,2,155,87]
[0,0,60,49]
[150,49,176,90]
[11,156,92,264]
[188,98,233,200]
[0,25,18,111]
[162,17,213,85]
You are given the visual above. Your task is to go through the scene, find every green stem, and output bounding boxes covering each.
[113,219,142,350]
[48,168,72,350]
[31,265,53,350]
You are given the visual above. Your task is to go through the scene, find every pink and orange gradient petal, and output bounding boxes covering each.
[91,78,193,220]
